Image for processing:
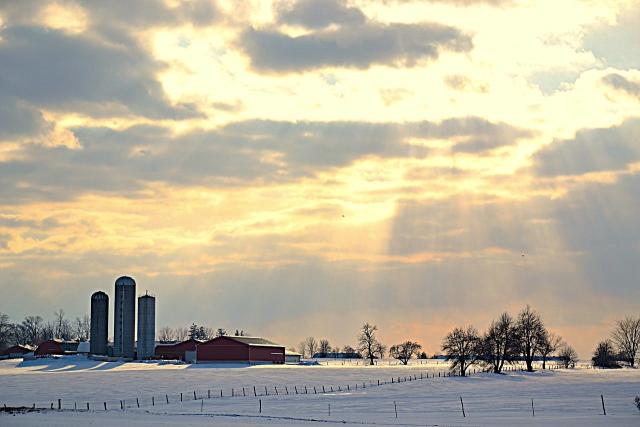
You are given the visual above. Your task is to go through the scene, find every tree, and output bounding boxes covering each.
[20,315,44,346]
[304,336,318,358]
[297,341,307,359]
[215,328,227,337]
[389,341,422,365]
[515,305,547,372]
[53,309,72,340]
[539,331,562,370]
[357,323,386,365]
[342,345,356,355]
[158,326,175,343]
[481,312,518,373]
[611,316,640,368]
[319,339,331,355]
[442,326,481,377]
[418,351,428,359]
[558,344,578,368]
[73,315,90,341]
[175,326,188,341]
[592,340,619,368]
[188,323,199,340]
[0,313,12,350]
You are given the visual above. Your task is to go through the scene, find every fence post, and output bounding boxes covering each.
[136,397,140,408]
[305,386,308,394]
[180,393,183,402]
[394,401,398,418]
[274,386,277,395]
[193,391,196,400]
[243,387,246,397]
[253,386,257,397]
[104,402,107,411]
[531,398,535,417]
[166,394,169,404]
[460,396,465,417]
[208,390,210,399]
[601,394,606,416]
[120,400,123,410]
[152,396,155,406]
[86,402,90,411]
[314,386,317,394]
[259,399,262,414]
[265,386,268,396]
[328,403,331,416]
[58,399,61,410]
[295,386,298,394]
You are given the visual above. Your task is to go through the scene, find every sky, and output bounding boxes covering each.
[0,0,639,358]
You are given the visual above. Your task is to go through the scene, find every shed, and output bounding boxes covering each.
[285,350,302,364]
[155,339,202,361]
[196,336,285,364]
[34,339,79,356]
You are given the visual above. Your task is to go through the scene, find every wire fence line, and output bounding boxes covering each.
[0,364,566,412]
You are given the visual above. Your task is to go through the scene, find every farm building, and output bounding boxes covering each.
[34,339,79,356]
[285,350,302,364]
[155,339,202,361]
[0,345,35,359]
[196,336,285,364]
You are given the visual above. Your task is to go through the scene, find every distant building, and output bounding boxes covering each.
[196,336,285,364]
[285,350,302,364]
[113,276,136,358]
[90,291,109,355]
[137,293,156,359]
[155,339,202,361]
[0,345,35,359]
[34,339,79,356]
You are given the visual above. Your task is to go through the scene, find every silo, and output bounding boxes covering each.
[137,293,156,359]
[114,276,136,358]
[90,291,109,355]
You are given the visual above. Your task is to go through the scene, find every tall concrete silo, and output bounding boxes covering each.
[90,291,109,355]
[114,276,136,358]
[137,293,156,359]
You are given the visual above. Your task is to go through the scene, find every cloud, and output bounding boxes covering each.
[0,118,528,202]
[533,118,640,177]
[240,22,472,72]
[0,97,51,140]
[277,0,366,29]
[583,3,640,69]
[602,73,640,99]
[0,26,202,120]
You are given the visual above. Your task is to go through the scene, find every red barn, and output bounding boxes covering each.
[196,336,284,364]
[1,345,34,358]
[34,339,79,356]
[155,339,202,361]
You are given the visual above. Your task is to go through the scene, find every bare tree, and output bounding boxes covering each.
[52,309,72,340]
[357,323,386,365]
[297,341,307,359]
[539,331,562,370]
[611,316,640,368]
[389,341,422,365]
[73,316,90,341]
[592,340,619,368]
[342,345,356,355]
[175,326,188,342]
[20,316,44,346]
[304,336,318,358]
[481,312,518,373]
[442,326,481,376]
[558,343,578,368]
[158,326,175,343]
[515,305,547,372]
[0,313,12,350]
[319,339,331,355]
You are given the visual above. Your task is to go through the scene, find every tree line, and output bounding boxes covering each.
[157,324,249,343]
[0,310,90,348]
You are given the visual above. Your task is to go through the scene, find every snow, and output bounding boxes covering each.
[1,356,638,426]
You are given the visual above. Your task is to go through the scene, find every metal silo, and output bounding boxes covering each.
[137,293,156,359]
[114,276,136,358]
[90,291,109,355]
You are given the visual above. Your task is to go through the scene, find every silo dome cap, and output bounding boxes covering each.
[115,276,136,286]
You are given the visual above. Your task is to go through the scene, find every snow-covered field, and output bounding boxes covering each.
[1,357,638,426]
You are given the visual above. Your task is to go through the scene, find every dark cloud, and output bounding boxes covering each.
[602,73,640,99]
[0,26,201,120]
[277,0,366,29]
[0,97,52,140]
[240,22,471,72]
[533,118,640,177]
[0,118,528,203]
